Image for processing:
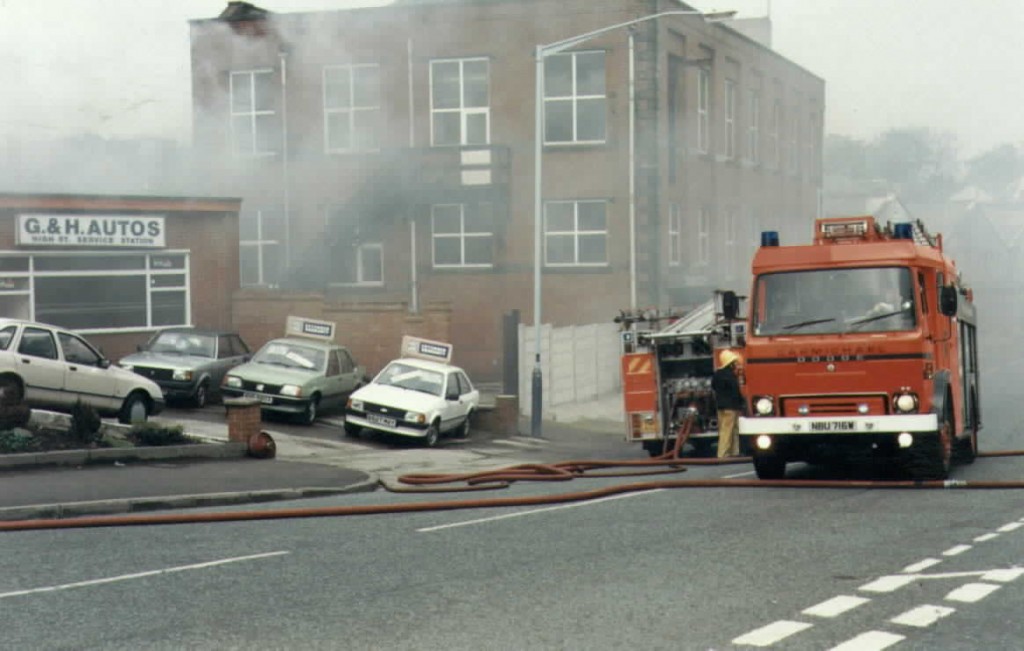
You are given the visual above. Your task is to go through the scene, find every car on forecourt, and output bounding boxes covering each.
[119,328,251,408]
[344,336,479,447]
[0,318,164,423]
[220,316,366,425]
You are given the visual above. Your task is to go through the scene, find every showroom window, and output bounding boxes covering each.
[544,50,606,144]
[544,200,607,267]
[0,252,191,333]
[230,69,279,156]
[431,203,494,268]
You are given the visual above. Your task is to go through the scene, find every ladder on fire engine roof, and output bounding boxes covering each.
[642,299,718,341]
[908,219,937,247]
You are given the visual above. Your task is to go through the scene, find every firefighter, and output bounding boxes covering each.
[712,349,745,458]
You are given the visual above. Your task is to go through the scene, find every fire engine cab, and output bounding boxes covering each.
[738,217,980,480]
[619,291,746,457]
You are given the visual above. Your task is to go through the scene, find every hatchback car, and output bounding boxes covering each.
[344,357,479,447]
[221,337,365,424]
[0,318,164,423]
[119,328,251,407]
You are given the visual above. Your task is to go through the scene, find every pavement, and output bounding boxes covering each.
[0,392,629,521]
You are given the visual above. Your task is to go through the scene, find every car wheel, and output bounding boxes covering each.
[0,375,23,405]
[455,411,472,439]
[300,396,320,426]
[193,381,209,409]
[423,422,440,448]
[118,392,149,425]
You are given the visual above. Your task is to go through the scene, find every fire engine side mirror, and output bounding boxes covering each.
[939,285,958,317]
[721,291,740,320]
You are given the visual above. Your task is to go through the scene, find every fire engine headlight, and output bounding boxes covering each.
[756,435,773,450]
[897,432,914,448]
[894,392,919,414]
[754,396,775,416]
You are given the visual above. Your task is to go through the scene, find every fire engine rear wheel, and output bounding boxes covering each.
[753,453,786,480]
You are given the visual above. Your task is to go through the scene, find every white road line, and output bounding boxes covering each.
[997,522,1022,533]
[417,489,665,532]
[802,595,870,618]
[731,620,812,647]
[981,568,1024,583]
[902,558,941,573]
[0,551,290,600]
[974,533,999,542]
[890,604,956,628]
[860,575,918,593]
[488,438,547,449]
[942,544,972,556]
[828,630,905,651]
[724,470,756,478]
[945,582,1001,603]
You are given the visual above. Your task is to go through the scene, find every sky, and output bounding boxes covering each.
[0,0,1021,157]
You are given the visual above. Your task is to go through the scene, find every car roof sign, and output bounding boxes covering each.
[285,315,336,342]
[401,335,453,363]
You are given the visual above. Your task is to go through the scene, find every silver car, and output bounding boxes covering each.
[0,318,164,423]
[119,328,251,408]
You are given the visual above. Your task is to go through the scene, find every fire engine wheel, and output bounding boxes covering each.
[954,396,979,465]
[753,453,786,480]
[906,405,953,480]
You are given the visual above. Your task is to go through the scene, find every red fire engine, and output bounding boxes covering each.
[738,217,980,480]
[619,291,746,457]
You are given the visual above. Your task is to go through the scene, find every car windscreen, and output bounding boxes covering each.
[148,331,216,357]
[374,362,444,397]
[252,341,326,371]
[752,266,917,336]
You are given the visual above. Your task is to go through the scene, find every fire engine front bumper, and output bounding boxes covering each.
[738,414,939,436]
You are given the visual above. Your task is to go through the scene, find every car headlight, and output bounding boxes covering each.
[121,363,134,372]
[224,376,242,388]
[405,411,427,424]
[893,392,919,414]
[348,398,363,411]
[173,369,193,381]
[280,385,302,397]
[754,396,775,416]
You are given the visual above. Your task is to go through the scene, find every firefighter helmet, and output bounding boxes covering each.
[719,349,742,368]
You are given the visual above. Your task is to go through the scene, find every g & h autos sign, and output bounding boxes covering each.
[17,214,166,248]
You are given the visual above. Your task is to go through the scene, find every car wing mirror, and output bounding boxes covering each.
[99,358,111,369]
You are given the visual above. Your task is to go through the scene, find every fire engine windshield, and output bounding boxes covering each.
[753,267,917,336]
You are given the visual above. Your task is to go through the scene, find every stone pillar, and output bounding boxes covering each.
[493,395,519,437]
[224,398,261,443]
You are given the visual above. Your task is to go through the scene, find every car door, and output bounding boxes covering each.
[337,348,360,394]
[319,349,346,408]
[15,326,68,408]
[210,334,241,388]
[440,371,467,433]
[59,331,119,412]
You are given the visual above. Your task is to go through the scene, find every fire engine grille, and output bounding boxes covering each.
[780,395,889,417]
[131,366,174,382]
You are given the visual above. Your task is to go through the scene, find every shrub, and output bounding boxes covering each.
[69,399,103,446]
[0,401,31,431]
[127,422,195,447]
[0,429,39,454]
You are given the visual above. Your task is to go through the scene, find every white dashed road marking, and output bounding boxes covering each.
[945,582,1001,603]
[860,575,918,593]
[902,558,941,573]
[981,568,1024,582]
[942,544,972,556]
[802,595,870,618]
[0,551,290,600]
[974,533,999,542]
[890,604,956,628]
[827,630,905,651]
[997,522,1022,533]
[732,620,813,647]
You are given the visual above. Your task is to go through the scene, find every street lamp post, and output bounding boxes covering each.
[530,9,735,438]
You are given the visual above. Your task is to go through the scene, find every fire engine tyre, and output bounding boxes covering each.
[118,392,149,425]
[424,422,440,448]
[300,396,319,426]
[905,403,953,480]
[753,453,786,480]
[955,395,979,465]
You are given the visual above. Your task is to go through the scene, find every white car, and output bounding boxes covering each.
[344,357,479,447]
[0,319,165,423]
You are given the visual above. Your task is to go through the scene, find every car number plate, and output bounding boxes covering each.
[367,413,397,428]
[808,420,857,432]
[243,391,273,405]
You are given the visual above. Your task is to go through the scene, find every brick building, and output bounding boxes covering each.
[189,0,824,380]
[0,193,241,361]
